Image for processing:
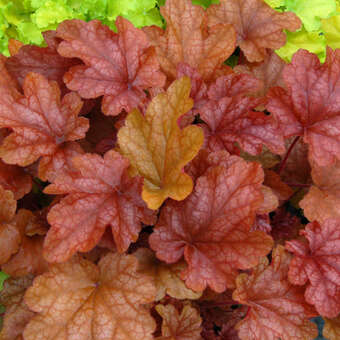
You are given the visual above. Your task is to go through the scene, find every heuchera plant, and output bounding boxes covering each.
[2,0,340,339]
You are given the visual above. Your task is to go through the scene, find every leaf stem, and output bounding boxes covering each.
[278,136,300,174]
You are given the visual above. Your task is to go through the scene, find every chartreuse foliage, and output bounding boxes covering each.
[2,0,340,339]
[0,272,8,291]
[264,0,340,62]
[0,0,163,56]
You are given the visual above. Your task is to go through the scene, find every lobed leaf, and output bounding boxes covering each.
[24,253,156,340]
[232,245,318,340]
[149,156,273,292]
[267,47,340,166]
[44,150,156,262]
[118,77,204,210]
[144,0,236,82]
[57,17,166,116]
[206,0,301,62]
[156,303,203,340]
[286,219,340,318]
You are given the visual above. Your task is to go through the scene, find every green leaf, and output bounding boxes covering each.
[264,0,285,7]
[322,6,340,49]
[0,271,8,291]
[31,0,82,28]
[284,0,337,31]
[275,26,326,62]
[107,0,156,20]
[192,0,220,9]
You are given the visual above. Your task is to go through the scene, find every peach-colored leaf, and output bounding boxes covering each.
[300,160,340,222]
[324,316,340,340]
[117,77,204,210]
[143,0,236,82]
[0,160,32,199]
[0,72,89,173]
[234,50,287,97]
[23,253,156,340]
[149,159,273,292]
[286,220,340,318]
[0,209,48,277]
[264,169,293,201]
[134,248,202,301]
[0,275,35,340]
[232,245,318,340]
[156,304,203,340]
[44,150,156,262]
[207,0,301,62]
[57,17,165,116]
[0,185,16,224]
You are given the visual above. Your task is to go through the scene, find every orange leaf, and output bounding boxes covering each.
[23,253,156,340]
[134,248,202,301]
[149,158,273,292]
[232,246,318,340]
[0,160,32,199]
[57,17,165,116]
[0,209,48,277]
[117,77,204,209]
[0,275,35,340]
[155,304,203,340]
[207,0,301,62]
[300,160,340,222]
[286,220,340,318]
[44,150,156,262]
[143,0,236,82]
[324,316,340,340]
[264,169,293,201]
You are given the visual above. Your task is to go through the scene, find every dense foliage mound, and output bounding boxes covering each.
[1,0,340,339]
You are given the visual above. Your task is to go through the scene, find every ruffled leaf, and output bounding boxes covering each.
[118,77,204,209]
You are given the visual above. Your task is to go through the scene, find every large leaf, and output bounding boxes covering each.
[44,150,156,262]
[206,0,301,62]
[143,0,236,82]
[286,219,340,318]
[57,17,166,116]
[232,246,318,340]
[267,48,340,166]
[149,157,273,292]
[118,77,204,210]
[23,253,156,340]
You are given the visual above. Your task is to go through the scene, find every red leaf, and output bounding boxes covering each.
[57,17,166,116]
[234,50,287,97]
[0,72,89,180]
[5,30,80,94]
[233,246,318,340]
[143,0,236,82]
[149,158,273,292]
[207,0,301,62]
[44,150,156,262]
[267,48,340,166]
[200,74,285,155]
[286,219,340,318]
